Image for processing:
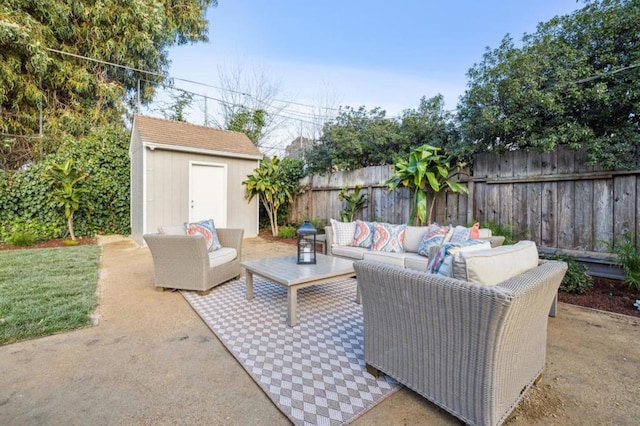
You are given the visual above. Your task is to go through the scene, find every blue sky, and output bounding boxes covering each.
[159,1,584,150]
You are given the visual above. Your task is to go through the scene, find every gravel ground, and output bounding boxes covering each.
[0,235,638,425]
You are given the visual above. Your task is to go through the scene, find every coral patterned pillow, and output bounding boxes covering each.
[352,220,374,248]
[372,223,406,253]
[417,224,449,257]
[185,219,221,252]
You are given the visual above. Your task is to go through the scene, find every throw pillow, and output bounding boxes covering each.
[449,222,481,244]
[372,223,406,253]
[184,219,221,252]
[330,219,357,246]
[352,220,374,248]
[417,224,449,257]
[427,239,491,276]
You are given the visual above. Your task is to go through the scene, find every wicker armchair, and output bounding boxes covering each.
[354,259,567,426]
[144,228,244,293]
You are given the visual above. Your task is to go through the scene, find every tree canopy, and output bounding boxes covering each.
[304,96,457,174]
[0,0,216,170]
[456,0,640,169]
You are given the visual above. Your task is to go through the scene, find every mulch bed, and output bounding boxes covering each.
[3,233,640,317]
[559,276,640,318]
[0,237,98,251]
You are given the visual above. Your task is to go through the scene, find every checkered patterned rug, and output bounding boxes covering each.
[182,276,399,425]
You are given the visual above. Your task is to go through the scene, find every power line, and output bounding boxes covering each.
[46,48,344,113]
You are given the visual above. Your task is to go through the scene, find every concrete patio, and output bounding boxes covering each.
[0,235,638,425]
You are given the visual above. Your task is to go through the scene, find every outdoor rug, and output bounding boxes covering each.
[182,276,400,425]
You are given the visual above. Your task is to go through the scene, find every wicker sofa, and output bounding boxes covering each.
[324,224,505,270]
[143,227,244,293]
[353,258,567,426]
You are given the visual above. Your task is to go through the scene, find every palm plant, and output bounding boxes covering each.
[43,158,92,241]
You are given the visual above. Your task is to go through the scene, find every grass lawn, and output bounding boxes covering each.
[0,245,101,345]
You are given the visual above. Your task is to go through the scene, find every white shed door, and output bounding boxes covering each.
[190,163,227,227]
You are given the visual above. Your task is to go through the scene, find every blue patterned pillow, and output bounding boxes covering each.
[427,239,491,276]
[417,224,450,257]
[185,219,221,252]
[372,223,406,253]
[352,220,374,248]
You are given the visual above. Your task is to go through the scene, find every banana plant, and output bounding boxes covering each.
[385,144,468,225]
[338,185,367,222]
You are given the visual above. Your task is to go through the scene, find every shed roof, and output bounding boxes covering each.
[133,115,262,159]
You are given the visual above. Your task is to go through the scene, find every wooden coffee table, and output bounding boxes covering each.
[240,254,355,326]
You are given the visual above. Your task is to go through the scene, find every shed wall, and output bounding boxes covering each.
[144,148,258,240]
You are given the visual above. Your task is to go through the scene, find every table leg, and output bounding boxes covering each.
[287,286,297,327]
[246,270,254,300]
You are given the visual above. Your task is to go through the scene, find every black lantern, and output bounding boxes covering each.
[296,220,317,264]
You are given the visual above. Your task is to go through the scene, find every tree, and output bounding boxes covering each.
[214,60,290,151]
[304,106,402,174]
[161,90,194,122]
[243,156,300,236]
[385,144,468,225]
[227,108,267,145]
[456,0,640,169]
[400,95,459,151]
[43,159,92,241]
[0,0,216,170]
[303,96,457,175]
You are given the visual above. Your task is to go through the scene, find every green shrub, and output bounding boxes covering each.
[278,225,297,239]
[607,232,640,292]
[544,254,593,294]
[0,124,130,239]
[0,218,62,244]
[478,221,516,245]
[306,218,326,233]
[6,231,37,247]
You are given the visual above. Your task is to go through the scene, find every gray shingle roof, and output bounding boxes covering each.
[133,115,262,158]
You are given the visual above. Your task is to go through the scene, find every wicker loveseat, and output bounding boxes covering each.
[144,227,244,293]
[353,258,567,426]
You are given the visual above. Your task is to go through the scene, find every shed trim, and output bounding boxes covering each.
[143,142,262,160]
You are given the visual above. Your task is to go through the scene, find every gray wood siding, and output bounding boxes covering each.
[129,128,145,245]
[144,148,258,239]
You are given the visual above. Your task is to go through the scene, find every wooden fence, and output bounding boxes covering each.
[289,146,640,253]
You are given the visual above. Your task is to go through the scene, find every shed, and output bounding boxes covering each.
[129,115,262,246]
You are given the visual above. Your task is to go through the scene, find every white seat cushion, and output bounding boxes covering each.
[208,247,237,267]
[332,245,367,260]
[404,253,431,271]
[363,251,408,267]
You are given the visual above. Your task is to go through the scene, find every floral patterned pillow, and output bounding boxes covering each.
[372,223,406,253]
[184,219,221,252]
[352,220,374,248]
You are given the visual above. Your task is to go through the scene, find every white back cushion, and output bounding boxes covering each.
[452,240,539,286]
[403,226,428,252]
